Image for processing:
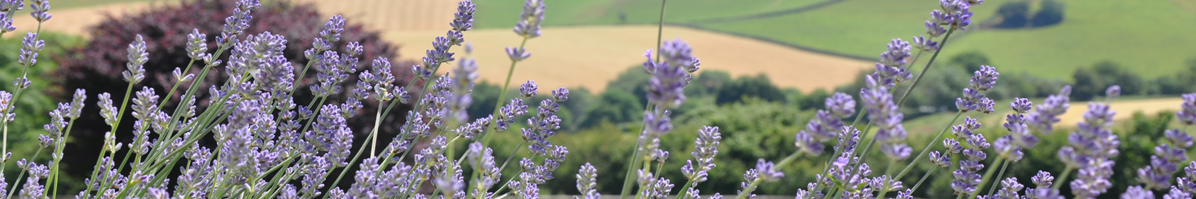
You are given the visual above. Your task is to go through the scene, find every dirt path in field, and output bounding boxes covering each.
[385,25,874,92]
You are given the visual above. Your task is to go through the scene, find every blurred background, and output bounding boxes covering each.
[2,0,1194,198]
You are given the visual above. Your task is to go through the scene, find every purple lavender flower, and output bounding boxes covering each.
[1165,187,1192,199]
[520,80,538,98]
[861,80,911,160]
[17,32,43,67]
[645,39,699,108]
[957,66,999,113]
[1121,186,1154,199]
[754,159,784,182]
[446,58,479,125]
[451,1,475,32]
[28,0,49,22]
[1031,171,1053,188]
[1062,88,1120,198]
[950,118,988,196]
[828,154,872,192]
[994,177,1024,199]
[1105,85,1121,99]
[122,34,148,83]
[1137,129,1190,190]
[796,93,854,155]
[1178,93,1196,125]
[912,35,939,51]
[930,151,951,168]
[506,47,531,61]
[575,163,599,199]
[1027,86,1072,133]
[433,163,464,197]
[880,39,912,68]
[688,126,721,181]
[513,0,545,38]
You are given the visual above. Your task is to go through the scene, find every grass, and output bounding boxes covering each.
[471,0,827,29]
[940,0,1196,79]
[695,0,1007,60]
[698,0,1196,80]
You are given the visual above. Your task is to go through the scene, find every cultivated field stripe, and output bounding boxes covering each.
[384,25,874,92]
[1054,97,1185,127]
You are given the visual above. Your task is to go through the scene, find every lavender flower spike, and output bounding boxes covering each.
[28,0,49,22]
[513,0,545,38]
[1178,93,1196,125]
[123,34,148,83]
[575,163,599,199]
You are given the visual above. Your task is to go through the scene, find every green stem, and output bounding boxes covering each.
[968,158,1005,199]
[48,117,78,198]
[894,111,963,180]
[910,166,938,192]
[985,160,1011,196]
[620,103,653,199]
[478,36,530,146]
[6,148,42,199]
[1051,168,1072,190]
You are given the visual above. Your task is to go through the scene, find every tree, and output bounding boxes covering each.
[995,1,1031,28]
[1071,67,1103,101]
[715,74,786,105]
[1031,0,1066,27]
[582,89,642,128]
[949,51,992,72]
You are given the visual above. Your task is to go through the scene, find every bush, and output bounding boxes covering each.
[715,74,786,105]
[49,0,410,191]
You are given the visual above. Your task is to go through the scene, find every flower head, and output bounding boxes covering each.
[513,0,545,38]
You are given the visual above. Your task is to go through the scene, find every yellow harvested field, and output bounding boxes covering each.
[10,1,165,36]
[385,25,874,92]
[15,0,875,92]
[291,0,457,32]
[1055,97,1184,127]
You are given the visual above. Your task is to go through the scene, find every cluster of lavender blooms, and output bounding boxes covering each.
[4,0,1196,197]
[0,0,615,198]
[616,36,725,199]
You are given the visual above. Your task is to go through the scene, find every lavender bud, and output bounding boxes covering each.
[520,81,538,98]
[1121,186,1154,199]
[506,47,531,61]
[1178,93,1196,125]
[122,34,148,83]
[28,0,49,22]
[1105,85,1121,99]
[575,163,599,199]
[513,0,545,38]
[551,87,569,101]
[17,33,43,66]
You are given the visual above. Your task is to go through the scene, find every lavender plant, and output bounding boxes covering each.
[0,0,1191,198]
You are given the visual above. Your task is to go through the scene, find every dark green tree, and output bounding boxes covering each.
[949,51,992,72]
[582,89,643,127]
[1031,0,1065,27]
[715,74,786,105]
[1071,67,1103,101]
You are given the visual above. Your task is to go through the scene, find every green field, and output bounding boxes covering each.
[471,0,1196,80]
[471,0,826,28]
[700,0,1196,79]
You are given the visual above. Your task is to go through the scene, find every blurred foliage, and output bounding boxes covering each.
[993,0,1065,29]
[0,32,85,188]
